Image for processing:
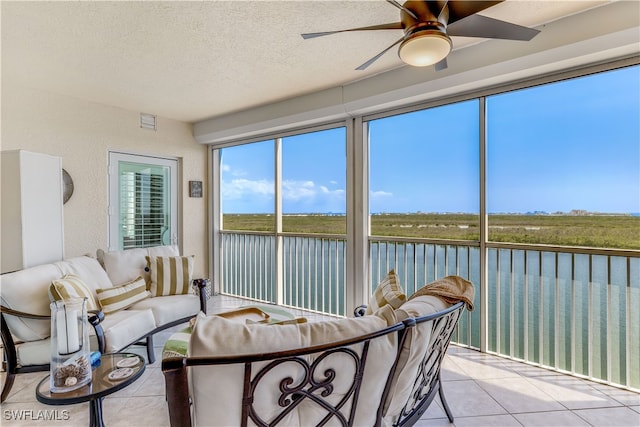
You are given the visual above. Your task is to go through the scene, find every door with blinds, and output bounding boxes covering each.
[108,152,178,251]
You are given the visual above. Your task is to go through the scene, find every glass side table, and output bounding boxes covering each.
[36,352,145,427]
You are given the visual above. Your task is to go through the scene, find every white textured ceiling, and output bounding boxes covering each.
[2,1,613,123]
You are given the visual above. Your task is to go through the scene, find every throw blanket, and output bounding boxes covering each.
[409,275,475,311]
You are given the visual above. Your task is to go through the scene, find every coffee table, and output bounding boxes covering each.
[36,352,145,427]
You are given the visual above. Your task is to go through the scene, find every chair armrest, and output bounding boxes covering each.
[192,279,208,315]
[353,305,367,317]
[162,357,191,427]
[87,309,104,325]
[0,305,50,320]
[0,306,51,379]
[87,309,106,354]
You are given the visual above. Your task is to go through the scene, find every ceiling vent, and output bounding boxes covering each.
[140,113,157,130]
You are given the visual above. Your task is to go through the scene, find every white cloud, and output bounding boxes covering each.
[371,190,393,198]
[222,178,273,200]
[223,178,346,211]
[282,180,314,200]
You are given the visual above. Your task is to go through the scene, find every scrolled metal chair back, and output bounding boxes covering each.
[394,301,465,427]
[163,321,405,427]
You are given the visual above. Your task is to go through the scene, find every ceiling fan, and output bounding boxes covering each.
[301,0,540,71]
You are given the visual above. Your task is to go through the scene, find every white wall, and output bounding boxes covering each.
[1,83,210,279]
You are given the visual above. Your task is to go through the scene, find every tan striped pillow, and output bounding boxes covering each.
[365,269,406,315]
[49,274,99,311]
[95,276,151,314]
[146,255,194,296]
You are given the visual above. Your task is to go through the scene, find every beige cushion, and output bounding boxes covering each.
[16,338,51,367]
[366,269,406,315]
[129,293,200,327]
[96,276,151,314]
[98,308,156,352]
[382,295,450,425]
[146,255,194,296]
[188,307,399,426]
[0,263,61,342]
[49,274,100,311]
[97,245,179,287]
[56,256,115,294]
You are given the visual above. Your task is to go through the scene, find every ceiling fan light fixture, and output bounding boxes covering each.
[398,30,452,67]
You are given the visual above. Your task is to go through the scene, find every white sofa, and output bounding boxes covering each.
[162,274,474,427]
[0,245,207,402]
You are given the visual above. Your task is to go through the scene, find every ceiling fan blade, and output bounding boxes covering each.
[434,57,448,71]
[386,0,418,20]
[447,14,540,41]
[436,0,450,22]
[301,22,402,39]
[356,36,404,71]
[447,1,504,24]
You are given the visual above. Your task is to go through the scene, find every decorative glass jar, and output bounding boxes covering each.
[50,297,91,392]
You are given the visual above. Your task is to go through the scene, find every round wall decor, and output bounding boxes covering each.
[62,169,74,204]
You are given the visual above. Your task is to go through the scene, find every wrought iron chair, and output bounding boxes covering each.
[162,320,408,427]
[162,300,466,427]
[390,301,464,426]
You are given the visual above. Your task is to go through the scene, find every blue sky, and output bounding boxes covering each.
[221,65,640,215]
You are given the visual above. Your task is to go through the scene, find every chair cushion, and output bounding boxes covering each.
[366,269,406,315]
[49,274,99,310]
[382,294,450,425]
[188,307,399,427]
[145,255,194,296]
[95,276,151,314]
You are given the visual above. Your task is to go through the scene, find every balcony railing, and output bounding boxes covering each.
[221,231,346,316]
[220,231,639,391]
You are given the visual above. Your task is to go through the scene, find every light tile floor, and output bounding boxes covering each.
[2,295,639,426]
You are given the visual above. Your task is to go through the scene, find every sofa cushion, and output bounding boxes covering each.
[95,276,151,314]
[366,269,406,315]
[49,274,100,310]
[16,338,51,367]
[0,263,61,341]
[382,294,449,425]
[98,308,156,353]
[145,255,194,297]
[188,307,399,426]
[129,293,200,327]
[56,256,115,294]
[97,245,179,288]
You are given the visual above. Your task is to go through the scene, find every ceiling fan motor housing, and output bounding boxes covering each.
[398,1,452,67]
[400,0,449,31]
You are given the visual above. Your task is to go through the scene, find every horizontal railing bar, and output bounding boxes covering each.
[370,236,639,258]
[221,229,347,240]
[370,235,480,247]
[226,231,639,258]
[486,242,640,258]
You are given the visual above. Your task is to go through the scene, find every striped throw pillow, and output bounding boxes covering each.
[96,276,151,314]
[146,255,194,296]
[365,269,406,315]
[49,274,99,311]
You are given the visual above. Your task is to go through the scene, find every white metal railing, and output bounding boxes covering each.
[282,235,346,316]
[221,231,276,303]
[220,231,346,316]
[220,231,639,391]
[371,237,639,391]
